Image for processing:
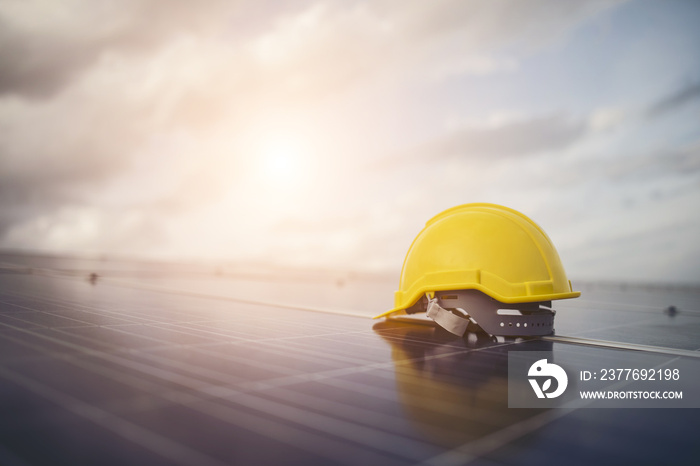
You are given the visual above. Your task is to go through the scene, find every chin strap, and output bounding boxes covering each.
[423,291,556,337]
[426,295,470,336]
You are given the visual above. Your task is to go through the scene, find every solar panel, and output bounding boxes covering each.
[0,254,698,465]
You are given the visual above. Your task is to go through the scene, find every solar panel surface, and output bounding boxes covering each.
[0,253,698,465]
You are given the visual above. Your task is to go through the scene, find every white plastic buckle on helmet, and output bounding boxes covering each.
[422,290,555,337]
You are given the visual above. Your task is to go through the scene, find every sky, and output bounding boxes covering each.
[1,0,699,284]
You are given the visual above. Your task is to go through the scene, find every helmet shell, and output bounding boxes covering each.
[376,203,579,318]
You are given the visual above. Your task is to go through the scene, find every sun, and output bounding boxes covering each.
[264,147,294,177]
[259,137,307,187]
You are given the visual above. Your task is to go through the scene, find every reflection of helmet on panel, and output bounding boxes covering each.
[374,203,580,336]
[372,320,554,450]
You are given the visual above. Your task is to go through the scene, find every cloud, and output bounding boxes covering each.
[645,80,700,118]
[588,80,700,133]
[588,106,628,132]
[6,0,700,286]
[0,0,235,97]
[428,55,518,81]
[608,143,700,181]
[374,114,587,171]
[0,0,625,99]
[436,114,586,158]
[0,90,141,235]
[374,0,626,51]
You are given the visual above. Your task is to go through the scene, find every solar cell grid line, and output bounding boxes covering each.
[0,298,426,462]
[175,322,370,347]
[49,325,219,357]
[170,314,362,342]
[209,388,444,460]
[561,298,700,314]
[237,337,474,391]
[101,319,230,332]
[557,304,658,322]
[1,283,367,336]
[486,420,670,466]
[2,280,680,378]
[70,331,290,387]
[0,332,238,400]
[11,273,367,326]
[0,310,98,329]
[164,320,345,342]
[0,367,406,466]
[372,332,509,357]
[316,382,496,425]
[0,297,143,326]
[0,315,138,336]
[0,366,231,466]
[205,342,368,377]
[131,281,372,329]
[5,338,506,466]
[130,389,416,466]
[62,331,234,356]
[185,370,416,438]
[271,334,403,364]
[101,277,371,318]
[0,320,402,434]
[2,288,460,394]
[581,288,700,310]
[15,322,316,388]
[141,326,375,353]
[558,320,700,351]
[5,332,434,466]
[557,310,676,332]
[290,345,527,405]
[80,322,242,349]
[0,334,438,464]
[0,286,371,353]
[295,365,555,455]
[251,383,445,442]
[245,334,389,368]
[418,354,693,466]
[558,316,662,336]
[24,282,370,336]
[417,408,577,466]
[0,325,247,397]
[3,268,698,464]
[149,340,399,395]
[243,336,523,392]
[0,330,218,408]
[259,330,491,369]
[152,342,338,382]
[0,289,200,327]
[164,298,370,332]
[0,276,193,315]
[291,370,507,432]
[106,306,378,354]
[128,327,376,358]
[269,370,480,429]
[99,322,245,345]
[544,335,700,359]
[27,291,240,325]
[551,308,699,350]
[2,306,516,422]
[314,370,480,418]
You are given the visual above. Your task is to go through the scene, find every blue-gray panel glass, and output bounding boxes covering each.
[0,254,698,465]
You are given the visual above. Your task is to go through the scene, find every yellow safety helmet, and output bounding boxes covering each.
[374,203,580,336]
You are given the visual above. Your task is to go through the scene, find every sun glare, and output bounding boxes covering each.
[260,138,306,186]
[264,148,294,177]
